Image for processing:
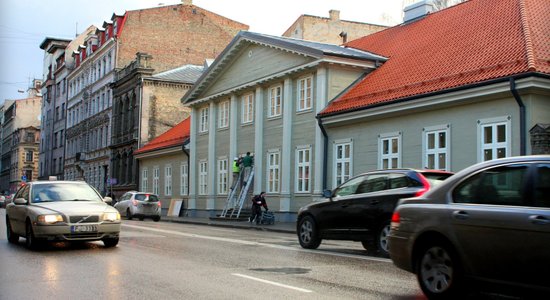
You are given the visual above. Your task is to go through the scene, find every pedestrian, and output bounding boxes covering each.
[232,157,241,189]
[249,192,268,224]
[242,152,254,183]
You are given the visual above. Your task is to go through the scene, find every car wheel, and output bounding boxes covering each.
[126,208,133,220]
[416,242,463,299]
[376,221,391,258]
[25,221,41,250]
[6,217,19,244]
[102,237,119,248]
[297,215,321,249]
[153,216,161,222]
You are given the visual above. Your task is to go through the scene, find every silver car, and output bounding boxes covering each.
[5,181,121,249]
[114,191,161,221]
[388,155,550,298]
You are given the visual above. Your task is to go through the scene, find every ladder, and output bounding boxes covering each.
[221,168,254,218]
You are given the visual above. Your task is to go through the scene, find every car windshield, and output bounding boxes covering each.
[31,183,102,203]
[421,172,454,187]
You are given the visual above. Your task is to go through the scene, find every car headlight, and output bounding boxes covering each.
[103,212,121,222]
[37,214,64,224]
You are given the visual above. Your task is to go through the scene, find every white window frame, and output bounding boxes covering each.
[297,76,313,112]
[180,162,188,196]
[199,160,208,195]
[267,150,280,193]
[218,100,229,129]
[153,166,159,195]
[217,158,228,195]
[268,85,282,118]
[241,93,254,124]
[334,140,353,187]
[164,164,172,196]
[423,124,450,171]
[378,132,402,169]
[295,146,311,193]
[199,106,209,133]
[142,168,148,192]
[478,116,511,162]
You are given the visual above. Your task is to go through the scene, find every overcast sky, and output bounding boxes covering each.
[0,0,407,106]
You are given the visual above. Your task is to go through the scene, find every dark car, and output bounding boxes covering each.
[388,155,550,299]
[296,169,453,257]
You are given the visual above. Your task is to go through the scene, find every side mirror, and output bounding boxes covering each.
[103,197,113,204]
[14,198,27,205]
[322,189,332,198]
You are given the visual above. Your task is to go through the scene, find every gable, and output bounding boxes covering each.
[203,44,316,98]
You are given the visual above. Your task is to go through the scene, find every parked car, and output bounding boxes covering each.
[296,169,453,257]
[114,191,161,221]
[388,155,550,298]
[5,181,121,249]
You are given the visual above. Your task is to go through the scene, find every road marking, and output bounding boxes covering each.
[122,223,391,263]
[232,273,312,293]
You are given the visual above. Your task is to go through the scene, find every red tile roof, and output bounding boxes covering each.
[321,0,550,116]
[135,117,190,155]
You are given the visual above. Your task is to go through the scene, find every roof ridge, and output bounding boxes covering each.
[518,0,536,71]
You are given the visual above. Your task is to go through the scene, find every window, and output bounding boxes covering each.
[26,150,33,162]
[153,166,159,195]
[296,147,311,193]
[199,161,208,195]
[268,85,282,117]
[355,174,388,194]
[241,93,254,124]
[334,175,366,197]
[379,132,401,169]
[453,164,528,206]
[267,151,280,193]
[534,164,550,208]
[479,117,510,162]
[142,168,148,192]
[424,125,450,170]
[165,165,172,196]
[218,101,229,129]
[199,107,209,133]
[217,159,228,195]
[180,163,188,196]
[297,76,312,111]
[334,141,352,187]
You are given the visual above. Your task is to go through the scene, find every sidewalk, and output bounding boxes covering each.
[162,215,297,234]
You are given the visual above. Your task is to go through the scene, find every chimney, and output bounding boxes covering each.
[182,0,192,5]
[329,9,340,21]
[403,0,436,23]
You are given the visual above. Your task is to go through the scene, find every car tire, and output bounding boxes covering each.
[25,221,41,250]
[102,237,119,248]
[126,208,133,220]
[416,241,464,299]
[153,216,161,222]
[297,215,321,249]
[6,217,19,244]
[376,221,391,258]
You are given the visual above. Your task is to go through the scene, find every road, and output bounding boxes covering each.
[0,209,424,300]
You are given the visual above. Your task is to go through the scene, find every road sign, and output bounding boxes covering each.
[21,175,27,182]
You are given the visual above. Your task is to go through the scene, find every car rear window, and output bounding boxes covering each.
[420,172,453,187]
[135,194,159,202]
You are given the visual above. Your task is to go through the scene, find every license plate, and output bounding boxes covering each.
[71,225,98,233]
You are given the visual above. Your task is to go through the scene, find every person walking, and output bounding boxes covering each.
[249,192,268,224]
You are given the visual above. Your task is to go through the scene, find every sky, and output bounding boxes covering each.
[0,0,408,106]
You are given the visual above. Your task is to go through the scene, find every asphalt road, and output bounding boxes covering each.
[0,209,424,300]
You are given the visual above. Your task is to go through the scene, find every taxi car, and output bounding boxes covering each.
[5,181,121,249]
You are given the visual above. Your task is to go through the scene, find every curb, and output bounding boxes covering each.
[162,217,296,234]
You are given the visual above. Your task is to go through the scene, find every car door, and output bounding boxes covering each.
[450,162,549,287]
[8,185,30,234]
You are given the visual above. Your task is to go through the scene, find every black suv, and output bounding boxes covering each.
[296,169,453,257]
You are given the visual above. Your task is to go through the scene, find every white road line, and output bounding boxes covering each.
[122,223,391,263]
[232,273,312,293]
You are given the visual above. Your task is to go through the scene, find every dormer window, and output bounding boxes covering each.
[113,20,118,37]
[105,28,110,40]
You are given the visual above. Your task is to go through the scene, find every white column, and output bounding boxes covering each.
[254,86,264,194]
[188,107,197,209]
[314,67,327,195]
[229,94,238,186]
[280,77,293,211]
[207,101,216,210]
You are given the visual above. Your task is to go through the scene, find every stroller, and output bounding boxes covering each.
[258,211,275,225]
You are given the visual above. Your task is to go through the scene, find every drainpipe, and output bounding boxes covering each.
[509,78,526,155]
[181,140,190,217]
[316,116,329,191]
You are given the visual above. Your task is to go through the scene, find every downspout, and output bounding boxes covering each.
[509,78,526,155]
[316,116,328,191]
[181,139,190,190]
